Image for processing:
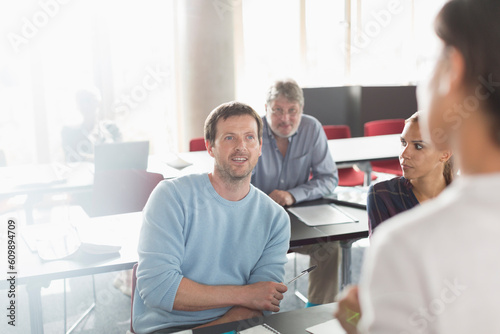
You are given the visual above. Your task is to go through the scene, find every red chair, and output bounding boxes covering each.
[189,137,206,152]
[364,119,404,176]
[323,125,377,187]
[130,263,138,333]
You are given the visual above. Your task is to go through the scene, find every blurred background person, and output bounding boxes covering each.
[61,88,122,163]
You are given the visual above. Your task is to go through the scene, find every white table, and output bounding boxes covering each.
[327,134,401,164]
[328,134,401,185]
[152,134,402,183]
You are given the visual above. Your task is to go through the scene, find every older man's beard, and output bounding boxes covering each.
[272,121,298,138]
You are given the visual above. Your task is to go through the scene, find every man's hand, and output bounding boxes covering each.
[335,286,361,334]
[240,281,287,312]
[269,190,295,207]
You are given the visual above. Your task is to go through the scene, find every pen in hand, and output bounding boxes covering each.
[286,265,317,286]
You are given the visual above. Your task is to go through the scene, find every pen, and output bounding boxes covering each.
[286,265,317,285]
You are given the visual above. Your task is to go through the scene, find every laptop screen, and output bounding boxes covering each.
[94,141,149,172]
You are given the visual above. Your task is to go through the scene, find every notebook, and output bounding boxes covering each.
[287,204,358,226]
[94,141,149,172]
[238,324,281,333]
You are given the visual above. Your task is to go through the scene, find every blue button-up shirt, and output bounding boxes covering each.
[251,114,338,203]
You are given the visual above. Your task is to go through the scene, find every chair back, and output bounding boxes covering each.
[90,170,163,217]
[364,119,405,137]
[364,119,404,176]
[189,137,206,152]
[323,125,351,139]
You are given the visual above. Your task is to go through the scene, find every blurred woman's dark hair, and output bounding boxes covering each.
[435,0,500,144]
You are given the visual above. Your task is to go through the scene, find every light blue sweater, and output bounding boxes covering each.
[133,174,290,333]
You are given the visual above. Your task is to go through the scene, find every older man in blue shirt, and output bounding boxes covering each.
[251,79,340,307]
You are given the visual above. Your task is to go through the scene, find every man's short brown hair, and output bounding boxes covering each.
[204,101,263,146]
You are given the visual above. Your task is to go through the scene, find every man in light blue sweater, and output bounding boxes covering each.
[133,102,291,334]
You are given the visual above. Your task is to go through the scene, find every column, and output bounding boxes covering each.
[175,0,237,151]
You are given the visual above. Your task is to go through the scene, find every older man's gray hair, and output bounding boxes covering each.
[266,79,304,107]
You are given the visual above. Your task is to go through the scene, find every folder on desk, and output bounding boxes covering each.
[288,204,358,226]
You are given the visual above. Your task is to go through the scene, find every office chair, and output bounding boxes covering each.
[364,119,404,176]
[129,262,138,334]
[90,169,164,217]
[189,137,206,152]
[323,125,376,187]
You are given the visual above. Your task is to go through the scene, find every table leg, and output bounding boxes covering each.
[340,239,359,290]
[364,170,372,187]
[355,162,373,187]
[26,281,49,334]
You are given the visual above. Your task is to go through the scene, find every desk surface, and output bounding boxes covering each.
[0,162,94,199]
[193,303,338,334]
[289,199,368,248]
[3,211,143,285]
[3,199,367,286]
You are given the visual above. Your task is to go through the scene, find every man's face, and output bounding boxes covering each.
[207,114,262,182]
[266,95,303,138]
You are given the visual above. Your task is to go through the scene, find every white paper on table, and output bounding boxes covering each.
[238,324,281,333]
[165,155,193,169]
[287,204,358,226]
[306,319,346,334]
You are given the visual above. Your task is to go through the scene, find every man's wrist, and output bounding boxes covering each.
[232,285,248,307]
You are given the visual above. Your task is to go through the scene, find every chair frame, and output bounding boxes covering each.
[130,263,138,334]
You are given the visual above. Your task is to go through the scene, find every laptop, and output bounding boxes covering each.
[94,141,149,172]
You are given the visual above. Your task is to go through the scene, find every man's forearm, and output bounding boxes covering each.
[173,278,286,312]
[173,278,243,311]
[194,306,263,329]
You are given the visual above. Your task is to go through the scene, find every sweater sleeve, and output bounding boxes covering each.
[136,181,185,312]
[247,208,290,285]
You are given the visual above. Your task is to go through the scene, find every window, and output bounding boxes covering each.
[1,0,449,166]
[1,0,176,165]
[237,0,448,108]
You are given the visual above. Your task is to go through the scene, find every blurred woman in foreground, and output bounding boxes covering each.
[336,0,500,333]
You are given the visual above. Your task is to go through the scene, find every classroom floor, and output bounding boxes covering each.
[0,242,368,334]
